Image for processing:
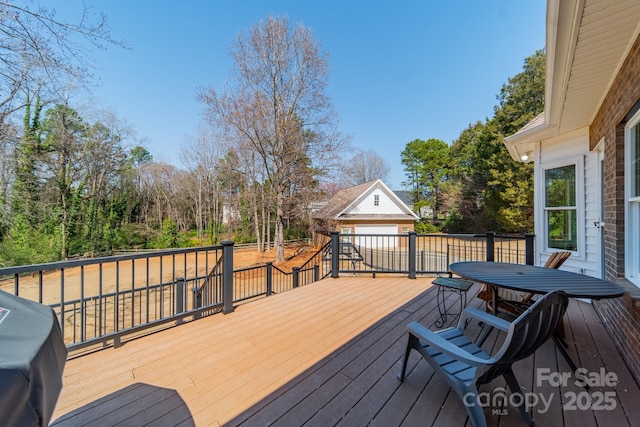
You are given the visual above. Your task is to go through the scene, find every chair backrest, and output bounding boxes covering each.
[477,290,569,384]
[544,251,571,269]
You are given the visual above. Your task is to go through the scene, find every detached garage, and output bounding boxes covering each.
[312,179,419,247]
[354,225,398,248]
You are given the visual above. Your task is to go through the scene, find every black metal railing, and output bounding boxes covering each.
[0,245,226,351]
[0,232,533,351]
[328,231,533,278]
[229,241,330,302]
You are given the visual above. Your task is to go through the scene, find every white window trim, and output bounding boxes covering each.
[538,156,585,259]
[341,227,352,244]
[625,110,640,287]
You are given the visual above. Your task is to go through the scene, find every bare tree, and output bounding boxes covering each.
[180,125,224,242]
[0,120,16,237]
[0,1,124,123]
[216,136,271,251]
[80,111,131,244]
[138,162,180,230]
[198,15,349,262]
[343,149,390,186]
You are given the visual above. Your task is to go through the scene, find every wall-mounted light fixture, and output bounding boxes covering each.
[520,152,531,162]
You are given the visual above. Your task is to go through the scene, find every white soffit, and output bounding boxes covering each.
[504,0,640,162]
[557,0,640,134]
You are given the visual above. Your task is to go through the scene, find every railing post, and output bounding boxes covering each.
[408,231,416,279]
[266,262,273,296]
[331,231,340,278]
[314,264,319,282]
[176,277,185,325]
[222,240,235,314]
[486,232,495,262]
[293,267,300,288]
[192,287,202,320]
[525,233,535,265]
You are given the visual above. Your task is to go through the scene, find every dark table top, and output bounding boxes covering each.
[449,261,625,299]
[0,290,67,426]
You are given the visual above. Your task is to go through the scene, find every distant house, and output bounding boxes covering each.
[312,179,419,246]
[394,190,433,219]
[503,0,640,383]
[392,190,413,210]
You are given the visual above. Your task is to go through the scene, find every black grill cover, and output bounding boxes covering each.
[0,289,67,426]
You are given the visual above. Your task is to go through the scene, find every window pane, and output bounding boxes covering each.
[545,165,576,207]
[547,209,577,251]
[633,123,640,197]
[632,201,640,270]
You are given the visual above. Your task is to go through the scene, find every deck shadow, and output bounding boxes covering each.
[51,382,194,426]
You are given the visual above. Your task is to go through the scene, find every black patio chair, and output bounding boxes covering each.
[398,290,568,427]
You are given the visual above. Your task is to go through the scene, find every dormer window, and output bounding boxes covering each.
[374,194,380,206]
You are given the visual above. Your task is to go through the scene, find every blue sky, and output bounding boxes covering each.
[54,1,546,189]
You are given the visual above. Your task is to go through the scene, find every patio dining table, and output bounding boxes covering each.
[449,261,625,300]
[448,261,625,373]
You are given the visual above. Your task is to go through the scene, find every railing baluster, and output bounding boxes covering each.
[38,271,43,303]
[116,261,122,332]
[99,264,103,338]
[131,259,135,329]
[60,268,65,346]
[80,265,85,342]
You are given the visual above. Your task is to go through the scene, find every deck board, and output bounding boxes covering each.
[51,276,640,427]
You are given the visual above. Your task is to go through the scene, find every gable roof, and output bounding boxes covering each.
[393,190,413,207]
[504,0,640,161]
[313,179,419,221]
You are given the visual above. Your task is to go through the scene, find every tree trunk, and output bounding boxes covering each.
[61,196,68,259]
[266,211,271,254]
[197,177,203,239]
[275,192,285,262]
[253,190,262,253]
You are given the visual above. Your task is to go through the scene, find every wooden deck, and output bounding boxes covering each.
[51,276,640,427]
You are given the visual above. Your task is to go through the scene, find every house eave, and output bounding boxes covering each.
[335,214,420,222]
[505,0,640,160]
[504,116,555,162]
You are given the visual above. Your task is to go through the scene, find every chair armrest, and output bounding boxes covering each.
[459,308,511,332]
[407,322,492,367]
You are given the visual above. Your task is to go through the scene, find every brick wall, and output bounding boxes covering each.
[594,285,640,387]
[589,32,640,386]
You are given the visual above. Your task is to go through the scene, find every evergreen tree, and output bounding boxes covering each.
[401,138,450,220]
[445,50,544,233]
[12,95,43,225]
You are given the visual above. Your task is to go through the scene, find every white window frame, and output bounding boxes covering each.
[373,194,380,206]
[540,156,584,258]
[625,110,640,287]
[341,227,352,244]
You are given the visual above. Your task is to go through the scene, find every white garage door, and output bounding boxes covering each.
[354,225,398,248]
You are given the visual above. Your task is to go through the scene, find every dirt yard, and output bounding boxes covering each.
[233,242,316,270]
